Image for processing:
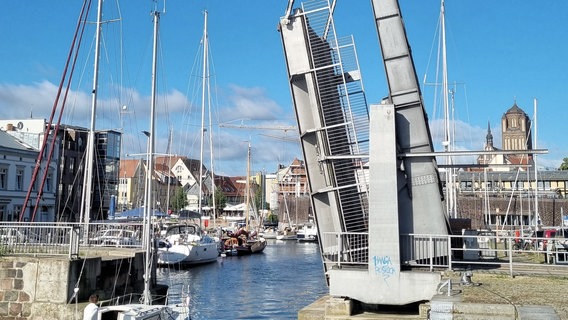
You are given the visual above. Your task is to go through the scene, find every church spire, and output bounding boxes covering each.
[485,121,493,149]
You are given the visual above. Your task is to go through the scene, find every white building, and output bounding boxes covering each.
[0,130,57,222]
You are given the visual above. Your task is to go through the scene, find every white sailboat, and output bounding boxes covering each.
[439,0,458,219]
[95,3,188,319]
[424,0,457,219]
[156,10,220,267]
[297,219,318,242]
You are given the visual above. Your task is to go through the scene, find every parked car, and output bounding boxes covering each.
[0,227,40,244]
[89,229,141,247]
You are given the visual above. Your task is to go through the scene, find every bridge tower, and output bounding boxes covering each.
[279,0,450,305]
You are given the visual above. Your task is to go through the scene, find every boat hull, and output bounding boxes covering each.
[297,234,318,242]
[250,238,267,253]
[222,237,267,256]
[158,241,219,266]
[98,303,188,320]
[297,223,318,242]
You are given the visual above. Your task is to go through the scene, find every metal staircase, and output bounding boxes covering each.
[280,0,370,266]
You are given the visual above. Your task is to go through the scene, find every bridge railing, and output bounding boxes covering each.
[321,231,568,276]
[321,231,369,269]
[0,222,145,258]
[0,223,79,258]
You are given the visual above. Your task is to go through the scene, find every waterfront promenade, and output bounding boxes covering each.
[299,271,567,319]
[2,222,568,319]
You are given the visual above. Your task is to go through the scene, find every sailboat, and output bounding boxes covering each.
[423,0,458,219]
[94,3,188,319]
[243,142,267,253]
[276,183,298,240]
[221,142,267,255]
[297,219,318,242]
[156,11,221,267]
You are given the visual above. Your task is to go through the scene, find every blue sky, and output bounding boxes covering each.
[1,1,567,176]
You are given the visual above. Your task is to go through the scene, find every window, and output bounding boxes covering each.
[0,204,6,221]
[0,167,7,189]
[13,205,21,221]
[46,171,53,192]
[16,167,24,190]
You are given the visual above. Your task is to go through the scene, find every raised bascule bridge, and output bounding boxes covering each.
[279,0,451,306]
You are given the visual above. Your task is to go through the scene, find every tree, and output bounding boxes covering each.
[213,189,227,217]
[254,183,269,211]
[559,158,568,170]
[170,187,187,213]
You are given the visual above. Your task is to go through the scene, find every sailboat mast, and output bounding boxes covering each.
[207,63,217,229]
[80,0,103,227]
[245,142,251,231]
[533,98,538,230]
[440,0,456,218]
[198,11,208,217]
[165,129,173,215]
[143,7,160,306]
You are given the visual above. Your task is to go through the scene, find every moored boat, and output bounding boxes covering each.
[276,226,298,240]
[260,227,278,239]
[250,237,267,253]
[97,303,184,320]
[297,221,318,242]
[221,227,267,256]
[157,223,220,266]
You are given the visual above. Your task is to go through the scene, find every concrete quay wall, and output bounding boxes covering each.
[0,250,146,320]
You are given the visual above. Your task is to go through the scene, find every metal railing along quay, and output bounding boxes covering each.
[321,231,568,277]
[0,222,145,258]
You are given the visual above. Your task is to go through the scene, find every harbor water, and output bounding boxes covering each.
[157,239,328,319]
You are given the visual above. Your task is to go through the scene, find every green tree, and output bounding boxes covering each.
[559,158,568,170]
[213,189,227,216]
[170,187,187,213]
[254,183,269,211]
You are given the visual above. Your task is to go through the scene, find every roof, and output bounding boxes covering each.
[503,102,527,117]
[119,159,140,178]
[155,156,187,168]
[180,158,206,176]
[155,163,175,178]
[290,157,304,167]
[0,130,38,152]
[229,176,247,195]
[214,175,239,196]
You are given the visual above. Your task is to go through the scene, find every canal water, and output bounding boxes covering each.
[157,239,328,319]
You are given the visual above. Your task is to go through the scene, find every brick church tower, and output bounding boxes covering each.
[501,102,533,168]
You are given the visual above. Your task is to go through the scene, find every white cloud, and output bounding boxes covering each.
[220,84,283,121]
[0,81,62,119]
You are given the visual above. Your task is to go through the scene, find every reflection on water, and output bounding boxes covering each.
[158,240,328,319]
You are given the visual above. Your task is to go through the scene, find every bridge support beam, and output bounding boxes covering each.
[328,104,440,305]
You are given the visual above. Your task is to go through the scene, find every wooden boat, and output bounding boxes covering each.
[221,228,267,256]
[250,237,267,253]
